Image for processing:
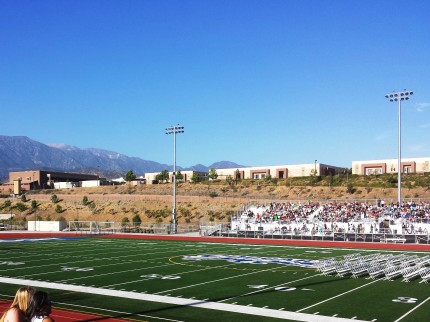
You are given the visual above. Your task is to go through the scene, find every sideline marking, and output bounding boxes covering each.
[0,277,366,322]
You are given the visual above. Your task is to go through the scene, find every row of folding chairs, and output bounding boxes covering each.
[316,253,430,282]
[419,268,430,283]
[402,265,429,282]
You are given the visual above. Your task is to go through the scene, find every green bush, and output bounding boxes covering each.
[15,202,28,212]
[346,183,356,194]
[55,204,63,213]
[2,200,11,208]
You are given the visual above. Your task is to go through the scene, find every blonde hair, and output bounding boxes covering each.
[0,287,35,322]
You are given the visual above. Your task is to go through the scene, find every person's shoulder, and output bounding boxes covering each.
[4,307,21,319]
[42,317,55,322]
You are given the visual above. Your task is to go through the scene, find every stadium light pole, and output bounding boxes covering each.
[165,125,184,234]
[385,90,413,208]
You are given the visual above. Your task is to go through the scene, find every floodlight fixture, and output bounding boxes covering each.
[165,124,185,234]
[385,90,414,208]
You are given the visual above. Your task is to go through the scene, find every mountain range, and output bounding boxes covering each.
[0,136,244,181]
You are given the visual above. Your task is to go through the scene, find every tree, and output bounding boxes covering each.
[235,169,241,184]
[132,214,142,226]
[156,170,169,183]
[121,217,130,227]
[31,200,37,210]
[346,182,356,194]
[208,168,218,181]
[176,170,184,182]
[191,172,200,183]
[265,174,272,182]
[51,194,59,203]
[2,200,11,208]
[55,204,63,213]
[82,196,89,206]
[15,202,28,212]
[124,170,137,182]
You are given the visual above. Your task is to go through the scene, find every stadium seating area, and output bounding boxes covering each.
[229,201,430,237]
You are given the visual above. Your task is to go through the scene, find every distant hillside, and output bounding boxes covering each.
[0,136,244,181]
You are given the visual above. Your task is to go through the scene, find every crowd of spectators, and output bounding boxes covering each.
[238,201,430,224]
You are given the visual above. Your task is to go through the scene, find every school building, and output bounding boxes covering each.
[352,157,430,175]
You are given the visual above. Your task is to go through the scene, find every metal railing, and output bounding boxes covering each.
[202,225,430,244]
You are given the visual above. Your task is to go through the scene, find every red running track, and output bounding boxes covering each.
[1,231,430,251]
[0,301,128,322]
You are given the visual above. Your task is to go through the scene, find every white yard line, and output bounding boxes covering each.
[58,262,173,283]
[393,296,430,322]
[218,273,320,303]
[154,269,265,294]
[154,264,288,295]
[0,277,367,322]
[296,279,380,312]
[105,262,239,288]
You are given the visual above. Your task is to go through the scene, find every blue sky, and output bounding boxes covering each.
[1,0,429,169]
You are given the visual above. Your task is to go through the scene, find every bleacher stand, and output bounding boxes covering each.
[227,201,430,243]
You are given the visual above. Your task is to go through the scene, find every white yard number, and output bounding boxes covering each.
[275,287,297,292]
[392,297,418,304]
[0,261,25,266]
[140,274,180,280]
[61,266,94,272]
[248,285,268,289]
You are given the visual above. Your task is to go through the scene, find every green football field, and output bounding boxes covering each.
[0,236,429,322]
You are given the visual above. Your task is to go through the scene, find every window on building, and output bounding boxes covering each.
[365,168,382,175]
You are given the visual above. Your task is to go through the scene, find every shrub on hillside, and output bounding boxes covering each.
[132,214,142,226]
[15,202,28,212]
